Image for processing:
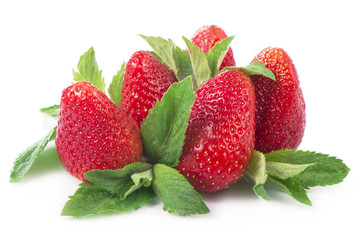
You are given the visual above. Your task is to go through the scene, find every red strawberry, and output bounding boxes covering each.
[56,82,143,181]
[121,51,177,127]
[177,69,255,193]
[251,47,306,153]
[191,25,235,70]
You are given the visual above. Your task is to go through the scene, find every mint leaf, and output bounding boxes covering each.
[245,151,271,201]
[40,105,60,118]
[267,176,312,206]
[172,46,194,81]
[234,61,276,81]
[148,51,164,63]
[206,36,235,77]
[131,168,153,188]
[61,183,156,217]
[141,76,195,167]
[264,149,350,188]
[120,168,153,199]
[266,162,314,180]
[183,36,211,89]
[72,47,105,92]
[140,35,175,70]
[10,127,57,182]
[151,163,209,215]
[84,162,153,199]
[141,35,194,81]
[108,62,125,107]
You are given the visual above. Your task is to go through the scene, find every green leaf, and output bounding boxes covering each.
[206,36,235,77]
[72,47,105,92]
[140,35,175,70]
[267,175,312,206]
[245,151,271,201]
[172,46,194,81]
[141,35,194,82]
[183,36,211,90]
[236,61,276,81]
[123,168,153,199]
[40,105,60,118]
[264,149,350,188]
[141,76,195,167]
[10,127,57,182]
[131,168,153,188]
[148,51,164,64]
[84,162,153,200]
[108,62,125,107]
[61,183,156,217]
[266,162,314,180]
[151,164,209,215]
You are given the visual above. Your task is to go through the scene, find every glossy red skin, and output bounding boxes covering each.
[177,69,255,193]
[121,51,177,127]
[56,82,142,181]
[191,25,235,70]
[251,47,306,153]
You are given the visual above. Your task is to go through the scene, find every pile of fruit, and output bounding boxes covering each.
[10,25,350,217]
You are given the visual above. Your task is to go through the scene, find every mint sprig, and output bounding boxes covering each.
[63,162,209,217]
[264,149,350,188]
[62,163,154,217]
[245,149,350,205]
[62,162,158,217]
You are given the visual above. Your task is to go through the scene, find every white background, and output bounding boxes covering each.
[1,0,359,239]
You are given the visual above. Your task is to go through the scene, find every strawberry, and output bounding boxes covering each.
[191,25,235,70]
[55,81,143,181]
[251,47,306,153]
[121,51,177,127]
[177,69,255,193]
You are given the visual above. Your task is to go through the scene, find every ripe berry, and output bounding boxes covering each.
[121,51,177,127]
[251,47,306,153]
[177,69,255,192]
[56,82,143,181]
